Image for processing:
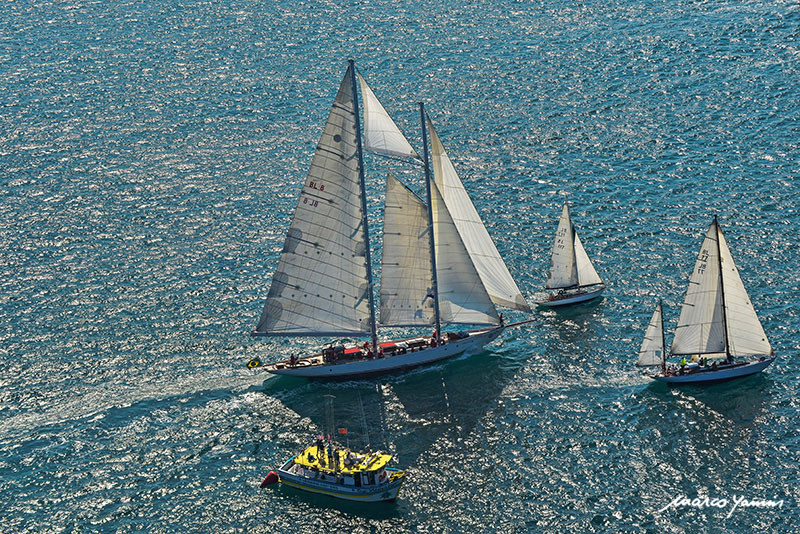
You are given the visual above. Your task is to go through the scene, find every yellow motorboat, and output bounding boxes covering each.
[262,439,406,502]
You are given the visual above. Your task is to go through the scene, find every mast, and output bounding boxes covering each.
[349,59,378,352]
[419,103,441,343]
[659,299,666,373]
[713,215,731,361]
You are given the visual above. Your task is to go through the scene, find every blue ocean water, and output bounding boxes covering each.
[1,0,798,531]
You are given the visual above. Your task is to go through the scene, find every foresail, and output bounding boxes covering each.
[380,173,435,326]
[357,72,419,160]
[545,204,579,289]
[254,65,372,337]
[427,119,530,312]
[431,177,500,326]
[671,221,726,355]
[637,303,664,367]
[574,233,603,286]
[717,227,772,356]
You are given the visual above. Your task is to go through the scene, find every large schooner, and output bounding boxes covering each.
[250,61,531,379]
[637,216,775,384]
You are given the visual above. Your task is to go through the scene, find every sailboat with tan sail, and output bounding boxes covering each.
[248,61,532,379]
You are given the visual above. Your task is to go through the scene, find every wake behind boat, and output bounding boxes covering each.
[637,216,775,385]
[249,61,531,379]
[536,203,605,307]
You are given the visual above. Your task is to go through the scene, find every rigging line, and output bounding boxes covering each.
[358,390,370,450]
[376,383,388,451]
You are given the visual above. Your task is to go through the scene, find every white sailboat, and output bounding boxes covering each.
[637,216,775,384]
[536,203,605,307]
[250,61,531,379]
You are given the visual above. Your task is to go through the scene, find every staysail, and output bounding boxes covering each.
[546,203,579,289]
[380,173,435,326]
[431,174,500,326]
[717,226,772,356]
[357,72,419,160]
[638,302,665,367]
[254,65,372,337]
[671,220,726,356]
[427,119,530,312]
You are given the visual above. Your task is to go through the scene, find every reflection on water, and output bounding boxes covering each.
[630,374,774,510]
[260,347,523,468]
[2,0,798,530]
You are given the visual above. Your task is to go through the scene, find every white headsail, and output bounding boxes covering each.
[254,65,372,337]
[717,226,772,356]
[671,220,726,356]
[357,72,419,160]
[431,176,500,326]
[427,119,530,312]
[574,233,603,286]
[638,302,665,367]
[380,173,435,326]
[546,203,579,289]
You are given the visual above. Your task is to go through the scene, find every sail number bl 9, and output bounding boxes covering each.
[308,181,325,192]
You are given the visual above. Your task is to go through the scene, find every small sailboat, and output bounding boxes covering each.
[637,216,775,384]
[536,203,605,307]
[250,61,531,379]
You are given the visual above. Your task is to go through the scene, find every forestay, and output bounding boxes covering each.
[357,72,419,160]
[254,65,372,337]
[427,119,530,312]
[717,228,772,356]
[546,203,579,289]
[380,173,435,326]
[671,221,726,356]
[637,302,664,367]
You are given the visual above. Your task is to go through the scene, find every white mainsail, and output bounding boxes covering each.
[638,302,665,367]
[427,119,530,312]
[357,72,419,160]
[545,203,579,289]
[717,226,772,356]
[380,173,435,327]
[671,220,726,356]
[574,233,603,287]
[431,175,500,326]
[254,65,372,337]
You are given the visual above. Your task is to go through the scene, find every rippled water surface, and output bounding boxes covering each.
[1,0,798,532]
